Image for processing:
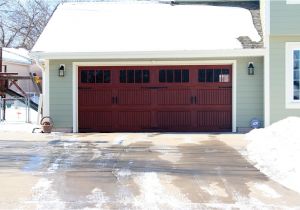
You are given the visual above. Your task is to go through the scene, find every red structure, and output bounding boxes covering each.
[78,65,232,132]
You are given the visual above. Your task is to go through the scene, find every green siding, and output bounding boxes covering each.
[49,57,264,132]
[269,36,300,123]
[270,0,300,35]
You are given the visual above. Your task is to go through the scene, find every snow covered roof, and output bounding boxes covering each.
[2,48,32,65]
[31,2,262,56]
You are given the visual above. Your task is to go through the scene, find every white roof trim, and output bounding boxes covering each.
[31,49,265,60]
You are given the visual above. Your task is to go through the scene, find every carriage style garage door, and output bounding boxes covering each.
[78,65,232,132]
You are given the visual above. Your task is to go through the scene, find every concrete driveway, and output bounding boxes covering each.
[0,133,300,210]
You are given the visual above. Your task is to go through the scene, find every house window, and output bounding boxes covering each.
[286,43,300,108]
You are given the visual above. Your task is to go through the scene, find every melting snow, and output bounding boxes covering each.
[134,172,192,210]
[246,117,300,193]
[85,188,109,210]
[31,178,65,210]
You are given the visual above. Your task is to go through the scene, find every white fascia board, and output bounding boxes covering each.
[31,49,265,60]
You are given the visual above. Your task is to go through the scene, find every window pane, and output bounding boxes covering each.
[221,69,230,82]
[159,70,166,82]
[198,70,206,82]
[143,70,150,83]
[294,50,300,60]
[81,71,88,83]
[174,70,181,82]
[127,70,134,83]
[294,71,299,81]
[104,70,110,83]
[206,69,213,82]
[294,91,300,100]
[294,60,300,70]
[95,70,103,83]
[87,70,95,83]
[294,81,300,90]
[135,70,142,83]
[120,70,126,83]
[167,70,173,82]
[214,69,221,82]
[182,70,189,82]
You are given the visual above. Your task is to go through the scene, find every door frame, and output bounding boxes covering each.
[73,60,237,133]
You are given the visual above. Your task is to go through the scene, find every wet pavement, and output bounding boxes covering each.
[0,133,300,210]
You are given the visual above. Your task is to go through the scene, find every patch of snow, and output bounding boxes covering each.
[116,168,132,178]
[246,117,300,193]
[32,2,261,53]
[113,134,127,145]
[200,182,228,198]
[84,188,109,210]
[252,183,281,198]
[133,172,192,210]
[31,178,65,210]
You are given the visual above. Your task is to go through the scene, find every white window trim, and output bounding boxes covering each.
[286,42,300,109]
[72,60,237,133]
[287,0,300,4]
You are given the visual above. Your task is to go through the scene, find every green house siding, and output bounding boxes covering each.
[269,36,300,123]
[49,57,264,132]
[49,60,73,129]
[270,0,300,35]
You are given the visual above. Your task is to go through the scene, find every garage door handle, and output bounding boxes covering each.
[115,97,118,104]
[79,87,92,90]
[194,96,197,104]
[143,86,167,89]
[218,86,232,89]
[190,96,194,104]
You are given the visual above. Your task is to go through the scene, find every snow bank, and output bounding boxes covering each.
[246,117,300,193]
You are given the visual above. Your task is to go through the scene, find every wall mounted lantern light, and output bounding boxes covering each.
[248,62,255,75]
[59,64,65,77]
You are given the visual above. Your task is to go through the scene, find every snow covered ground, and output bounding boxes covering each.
[0,105,39,132]
[246,117,300,193]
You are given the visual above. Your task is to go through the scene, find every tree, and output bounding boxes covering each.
[0,0,53,49]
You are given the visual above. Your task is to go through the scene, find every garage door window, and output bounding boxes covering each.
[81,70,110,83]
[120,70,150,83]
[159,69,189,83]
[198,69,230,83]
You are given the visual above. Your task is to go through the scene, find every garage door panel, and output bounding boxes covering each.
[197,111,231,129]
[117,89,151,105]
[195,89,232,105]
[157,88,192,105]
[79,89,113,106]
[157,111,192,129]
[79,111,113,132]
[116,111,151,130]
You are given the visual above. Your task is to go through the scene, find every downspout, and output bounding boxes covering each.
[33,56,45,123]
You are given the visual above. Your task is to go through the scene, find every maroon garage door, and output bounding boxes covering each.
[78,65,232,132]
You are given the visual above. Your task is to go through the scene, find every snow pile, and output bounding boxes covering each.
[246,117,300,193]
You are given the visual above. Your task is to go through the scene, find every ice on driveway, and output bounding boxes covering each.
[246,117,300,193]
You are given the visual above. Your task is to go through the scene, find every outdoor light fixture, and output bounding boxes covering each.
[59,64,65,77]
[248,62,255,75]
